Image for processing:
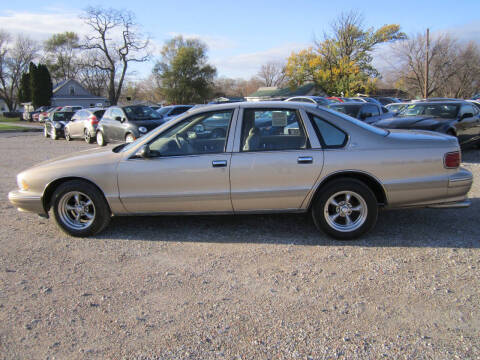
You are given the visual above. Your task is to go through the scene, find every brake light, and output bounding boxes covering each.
[444,151,460,168]
[88,115,98,125]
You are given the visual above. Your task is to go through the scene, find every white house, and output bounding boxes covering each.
[51,79,109,108]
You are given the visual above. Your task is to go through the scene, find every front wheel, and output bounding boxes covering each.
[125,133,135,143]
[44,126,49,138]
[52,180,111,237]
[64,128,71,141]
[84,129,93,144]
[96,131,106,146]
[312,179,378,240]
[51,127,58,140]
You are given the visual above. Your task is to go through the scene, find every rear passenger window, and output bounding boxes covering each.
[308,113,347,148]
[240,109,308,152]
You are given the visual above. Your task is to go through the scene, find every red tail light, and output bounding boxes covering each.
[444,151,460,168]
[88,115,98,125]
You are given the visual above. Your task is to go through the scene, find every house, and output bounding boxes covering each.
[246,83,321,102]
[51,79,109,108]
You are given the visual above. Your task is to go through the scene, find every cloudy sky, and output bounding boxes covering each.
[1,0,479,80]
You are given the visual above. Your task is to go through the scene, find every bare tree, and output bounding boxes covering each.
[77,51,110,97]
[80,7,150,105]
[257,62,286,87]
[0,31,38,110]
[389,33,459,97]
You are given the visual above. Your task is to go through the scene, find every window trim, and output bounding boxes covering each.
[307,112,349,149]
[239,108,311,153]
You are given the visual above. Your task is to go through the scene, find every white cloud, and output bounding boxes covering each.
[0,10,89,40]
[213,42,309,78]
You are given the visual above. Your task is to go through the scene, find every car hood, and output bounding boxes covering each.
[374,115,449,129]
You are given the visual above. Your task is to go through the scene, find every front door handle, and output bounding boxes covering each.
[297,156,313,164]
[212,160,228,168]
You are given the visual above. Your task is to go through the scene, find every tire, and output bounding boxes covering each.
[51,127,58,140]
[125,133,135,143]
[311,178,378,240]
[52,180,111,237]
[84,129,93,144]
[64,128,71,141]
[44,126,49,138]
[96,131,106,146]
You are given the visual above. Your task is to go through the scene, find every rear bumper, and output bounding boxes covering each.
[8,190,48,217]
[447,167,473,197]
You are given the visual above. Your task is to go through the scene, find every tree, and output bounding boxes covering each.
[0,31,38,110]
[44,32,81,82]
[257,62,287,87]
[154,35,217,104]
[80,7,151,105]
[285,11,406,96]
[17,72,30,103]
[389,33,480,98]
[30,63,52,108]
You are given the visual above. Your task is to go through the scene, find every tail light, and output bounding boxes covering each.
[88,115,98,125]
[444,151,461,168]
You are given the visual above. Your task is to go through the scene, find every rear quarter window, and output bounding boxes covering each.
[308,113,347,148]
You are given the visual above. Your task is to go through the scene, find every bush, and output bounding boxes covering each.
[2,112,22,118]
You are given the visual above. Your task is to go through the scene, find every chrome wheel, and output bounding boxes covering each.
[58,191,96,230]
[125,134,135,143]
[84,130,91,143]
[324,191,367,233]
[44,126,48,137]
[96,131,104,146]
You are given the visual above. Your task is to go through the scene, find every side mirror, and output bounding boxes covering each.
[460,112,473,120]
[137,144,151,158]
[115,116,121,122]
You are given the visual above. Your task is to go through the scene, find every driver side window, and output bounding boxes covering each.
[147,110,233,156]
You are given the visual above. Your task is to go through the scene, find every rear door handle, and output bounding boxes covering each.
[297,156,313,164]
[212,160,228,168]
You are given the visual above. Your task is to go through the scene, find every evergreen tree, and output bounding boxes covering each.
[30,63,52,108]
[17,72,31,103]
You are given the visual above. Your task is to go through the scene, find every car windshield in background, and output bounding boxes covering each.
[330,105,361,117]
[124,106,161,120]
[156,107,171,116]
[53,112,74,122]
[398,104,460,118]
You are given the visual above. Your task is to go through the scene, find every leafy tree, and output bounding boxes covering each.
[154,36,217,104]
[80,7,151,105]
[286,11,406,96]
[17,72,31,103]
[30,63,52,108]
[44,32,81,82]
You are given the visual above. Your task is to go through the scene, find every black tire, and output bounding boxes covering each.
[65,128,71,141]
[44,126,49,138]
[311,178,378,240]
[96,131,106,146]
[84,129,93,144]
[51,127,58,140]
[51,180,111,237]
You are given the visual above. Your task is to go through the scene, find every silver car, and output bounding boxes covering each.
[64,108,106,143]
[8,102,473,240]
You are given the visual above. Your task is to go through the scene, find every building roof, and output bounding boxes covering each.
[247,83,316,98]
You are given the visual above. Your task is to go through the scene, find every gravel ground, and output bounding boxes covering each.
[0,132,479,359]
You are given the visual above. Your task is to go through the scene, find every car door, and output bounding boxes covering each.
[456,103,480,144]
[109,108,128,141]
[229,107,324,211]
[70,110,85,137]
[117,108,238,213]
[359,104,381,123]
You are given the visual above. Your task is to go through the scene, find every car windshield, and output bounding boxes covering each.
[398,104,460,118]
[156,107,171,116]
[123,105,161,120]
[52,112,74,122]
[329,105,361,117]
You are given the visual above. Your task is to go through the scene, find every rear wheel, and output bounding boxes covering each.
[84,129,93,144]
[51,127,58,140]
[52,180,111,237]
[96,131,106,146]
[312,178,378,240]
[44,126,49,138]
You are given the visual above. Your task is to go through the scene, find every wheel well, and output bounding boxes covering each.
[309,172,387,209]
[42,177,110,213]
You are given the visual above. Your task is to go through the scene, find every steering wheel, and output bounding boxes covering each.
[175,133,191,150]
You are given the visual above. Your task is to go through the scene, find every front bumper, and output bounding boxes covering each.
[8,190,48,217]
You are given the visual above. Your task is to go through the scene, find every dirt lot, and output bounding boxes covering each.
[0,132,479,359]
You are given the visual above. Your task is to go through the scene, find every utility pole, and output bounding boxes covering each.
[424,28,429,99]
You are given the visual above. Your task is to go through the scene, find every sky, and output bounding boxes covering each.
[1,0,480,81]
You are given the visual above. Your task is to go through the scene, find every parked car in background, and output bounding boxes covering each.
[385,102,409,114]
[61,106,82,113]
[328,103,390,123]
[326,96,344,103]
[24,106,48,121]
[285,96,331,106]
[156,105,193,122]
[348,97,383,106]
[96,105,164,146]
[64,108,106,143]
[39,107,63,122]
[9,102,472,240]
[43,110,75,140]
[374,97,402,105]
[375,101,480,147]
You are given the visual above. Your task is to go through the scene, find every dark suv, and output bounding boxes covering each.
[328,103,390,124]
[96,105,164,146]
